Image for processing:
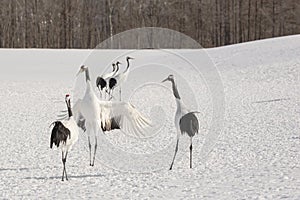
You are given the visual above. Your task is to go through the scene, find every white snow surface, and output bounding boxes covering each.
[0,35,300,199]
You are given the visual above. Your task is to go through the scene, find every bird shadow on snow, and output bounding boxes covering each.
[23,173,105,180]
[0,167,30,172]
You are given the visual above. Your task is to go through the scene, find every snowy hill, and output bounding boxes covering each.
[0,35,299,199]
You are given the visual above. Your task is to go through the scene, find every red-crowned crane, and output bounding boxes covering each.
[50,94,79,181]
[96,62,120,99]
[108,56,134,100]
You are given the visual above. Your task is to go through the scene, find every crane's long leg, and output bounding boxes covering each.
[88,136,92,166]
[119,87,121,101]
[109,89,114,100]
[106,87,110,100]
[61,151,65,181]
[98,88,101,99]
[61,151,68,181]
[91,135,97,166]
[64,151,68,180]
[169,137,179,170]
[190,137,193,169]
[106,89,109,98]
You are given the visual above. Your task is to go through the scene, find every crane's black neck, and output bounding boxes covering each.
[170,79,181,99]
[126,58,131,71]
[116,63,120,72]
[85,68,91,82]
[66,99,73,117]
[112,64,119,76]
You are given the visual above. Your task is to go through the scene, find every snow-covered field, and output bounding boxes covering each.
[1,35,300,199]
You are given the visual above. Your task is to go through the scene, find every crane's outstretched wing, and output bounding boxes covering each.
[98,100,152,138]
[57,98,152,136]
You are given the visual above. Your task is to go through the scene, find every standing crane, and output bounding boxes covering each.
[162,75,199,170]
[50,94,79,181]
[108,56,134,100]
[96,62,120,99]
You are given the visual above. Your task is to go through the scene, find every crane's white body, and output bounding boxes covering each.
[60,116,79,152]
[81,81,101,124]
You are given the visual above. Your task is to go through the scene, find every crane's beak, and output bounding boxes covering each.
[161,77,169,83]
